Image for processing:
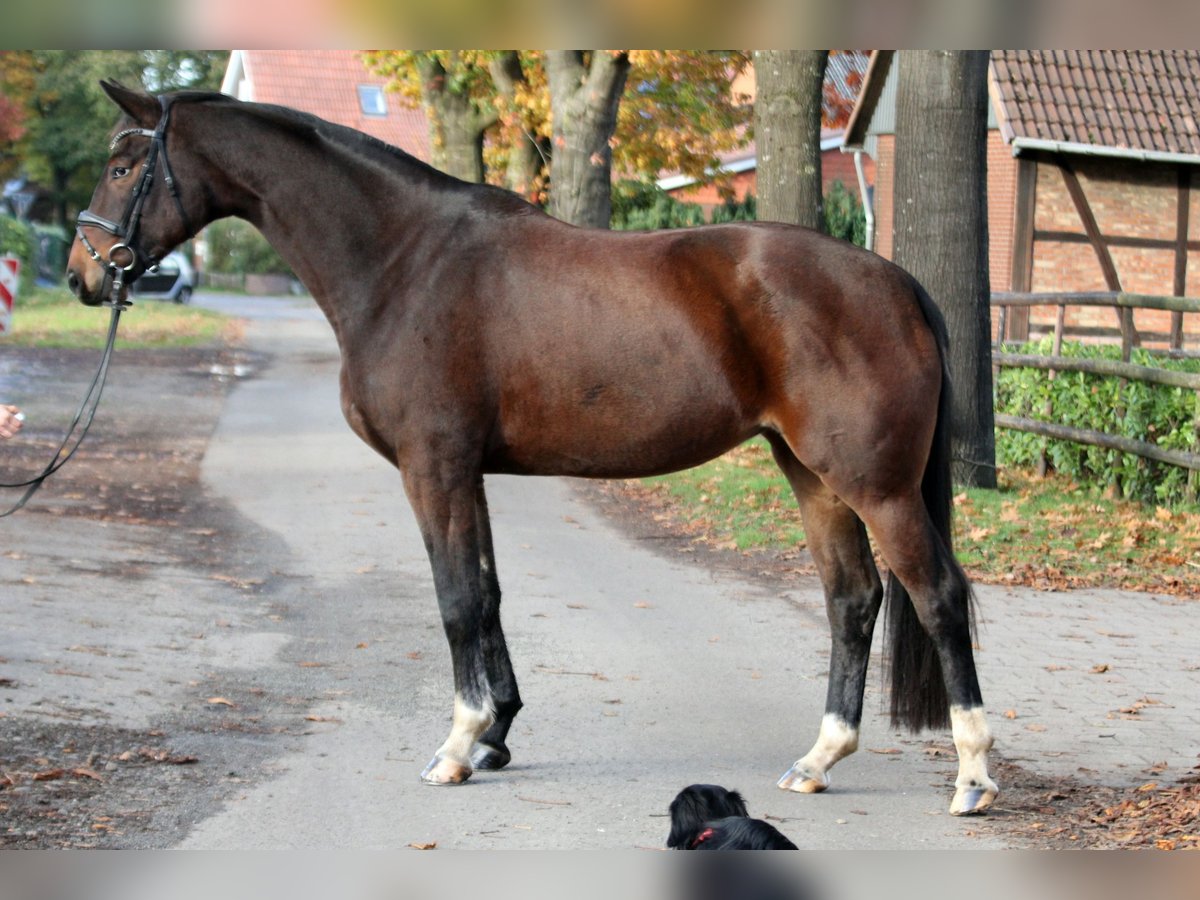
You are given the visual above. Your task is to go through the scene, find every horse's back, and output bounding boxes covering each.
[461,219,939,482]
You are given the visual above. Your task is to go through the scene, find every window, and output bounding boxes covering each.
[357,84,387,117]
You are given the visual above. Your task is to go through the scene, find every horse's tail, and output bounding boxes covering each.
[884,278,974,732]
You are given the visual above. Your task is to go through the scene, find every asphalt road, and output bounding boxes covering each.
[3,293,1003,848]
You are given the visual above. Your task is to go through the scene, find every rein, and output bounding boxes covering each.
[0,304,125,517]
[1,97,186,517]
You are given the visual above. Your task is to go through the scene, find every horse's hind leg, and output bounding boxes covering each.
[469,480,523,770]
[857,492,998,815]
[765,435,884,795]
[402,463,496,785]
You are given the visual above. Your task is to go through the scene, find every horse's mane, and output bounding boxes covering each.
[174,90,540,218]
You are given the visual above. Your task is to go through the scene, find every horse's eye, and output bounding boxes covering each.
[111,166,130,179]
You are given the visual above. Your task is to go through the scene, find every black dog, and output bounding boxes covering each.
[667,784,798,850]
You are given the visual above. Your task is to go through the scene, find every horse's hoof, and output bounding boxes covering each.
[420,755,472,785]
[950,784,997,816]
[470,742,511,771]
[777,763,829,794]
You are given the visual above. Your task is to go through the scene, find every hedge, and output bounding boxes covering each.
[995,338,1200,505]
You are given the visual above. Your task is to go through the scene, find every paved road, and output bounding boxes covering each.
[3,293,1195,849]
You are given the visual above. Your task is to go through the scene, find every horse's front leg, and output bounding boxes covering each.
[402,463,495,785]
[470,480,523,770]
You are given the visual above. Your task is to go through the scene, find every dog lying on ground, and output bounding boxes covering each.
[667,783,798,850]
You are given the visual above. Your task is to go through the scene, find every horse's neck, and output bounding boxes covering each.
[206,107,456,340]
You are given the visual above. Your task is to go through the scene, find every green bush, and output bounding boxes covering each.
[611,181,706,230]
[205,218,293,276]
[824,179,867,247]
[709,192,757,223]
[995,338,1200,505]
[0,214,36,280]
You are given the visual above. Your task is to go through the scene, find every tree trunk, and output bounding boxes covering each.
[752,50,828,230]
[546,51,630,228]
[893,50,996,488]
[489,51,548,201]
[418,54,493,183]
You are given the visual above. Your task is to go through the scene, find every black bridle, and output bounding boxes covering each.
[1,96,190,517]
[75,95,192,305]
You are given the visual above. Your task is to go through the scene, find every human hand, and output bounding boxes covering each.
[0,405,23,439]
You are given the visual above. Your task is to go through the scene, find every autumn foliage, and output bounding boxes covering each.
[363,50,752,204]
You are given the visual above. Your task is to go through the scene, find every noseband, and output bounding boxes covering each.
[75,95,192,305]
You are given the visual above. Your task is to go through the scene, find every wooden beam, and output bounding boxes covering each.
[1172,167,1191,349]
[995,414,1200,471]
[1007,158,1037,341]
[992,291,1200,312]
[1056,156,1122,290]
[1033,230,1200,252]
[994,352,1200,390]
[1056,154,1137,345]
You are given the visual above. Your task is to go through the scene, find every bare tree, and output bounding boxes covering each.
[893,50,996,488]
[752,50,828,230]
[546,51,630,228]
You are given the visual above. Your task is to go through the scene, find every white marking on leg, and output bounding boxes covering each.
[949,705,998,814]
[437,692,496,765]
[779,714,859,793]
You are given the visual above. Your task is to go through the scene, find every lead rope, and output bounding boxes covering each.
[0,302,126,517]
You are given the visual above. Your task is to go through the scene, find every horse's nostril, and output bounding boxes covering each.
[67,270,81,296]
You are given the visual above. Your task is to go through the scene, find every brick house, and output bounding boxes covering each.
[659,131,868,216]
[844,50,1200,348]
[661,52,874,216]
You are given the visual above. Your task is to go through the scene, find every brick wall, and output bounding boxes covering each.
[874,134,896,259]
[871,130,1198,348]
[871,131,1017,291]
[1023,158,1197,346]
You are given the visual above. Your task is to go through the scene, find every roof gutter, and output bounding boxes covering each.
[852,149,874,252]
[1012,137,1200,168]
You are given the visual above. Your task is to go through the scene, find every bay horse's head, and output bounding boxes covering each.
[67,81,199,306]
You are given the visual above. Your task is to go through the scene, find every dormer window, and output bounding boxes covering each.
[358,84,387,117]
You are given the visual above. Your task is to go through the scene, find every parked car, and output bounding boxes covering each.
[131,250,196,304]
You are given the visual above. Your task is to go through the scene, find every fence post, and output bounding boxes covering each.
[1191,389,1200,502]
[1109,305,1137,498]
[1037,303,1067,478]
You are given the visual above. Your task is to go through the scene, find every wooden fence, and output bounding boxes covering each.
[991,291,1200,489]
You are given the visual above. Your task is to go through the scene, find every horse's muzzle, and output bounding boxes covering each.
[65,266,104,307]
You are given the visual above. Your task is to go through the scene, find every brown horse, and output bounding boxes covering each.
[67,82,997,816]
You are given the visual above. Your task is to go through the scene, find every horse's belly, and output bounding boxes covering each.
[489,376,756,478]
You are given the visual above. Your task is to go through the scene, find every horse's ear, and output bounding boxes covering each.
[99,80,161,127]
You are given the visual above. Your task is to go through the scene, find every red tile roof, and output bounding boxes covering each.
[232,50,430,160]
[991,50,1200,158]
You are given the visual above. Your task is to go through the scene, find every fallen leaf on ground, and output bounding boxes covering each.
[408,841,437,850]
[206,697,235,707]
